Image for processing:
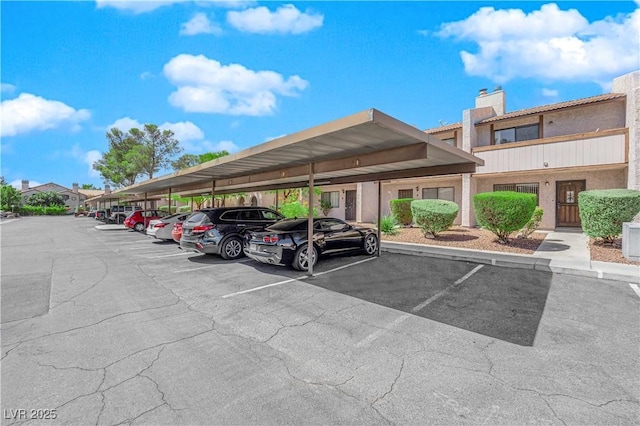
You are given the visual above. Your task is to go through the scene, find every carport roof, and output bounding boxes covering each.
[110,108,483,198]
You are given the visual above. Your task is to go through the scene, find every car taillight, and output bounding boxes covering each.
[193,224,215,233]
[263,235,279,243]
[154,223,168,228]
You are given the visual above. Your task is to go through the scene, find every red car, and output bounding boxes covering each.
[124,210,168,232]
[171,221,183,243]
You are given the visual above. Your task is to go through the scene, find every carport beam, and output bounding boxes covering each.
[308,163,315,276]
[211,180,216,208]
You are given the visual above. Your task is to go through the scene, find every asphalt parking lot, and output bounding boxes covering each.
[1,216,639,425]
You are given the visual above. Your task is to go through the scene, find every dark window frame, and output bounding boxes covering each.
[421,187,455,202]
[493,123,540,145]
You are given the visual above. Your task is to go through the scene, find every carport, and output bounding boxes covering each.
[110,108,483,274]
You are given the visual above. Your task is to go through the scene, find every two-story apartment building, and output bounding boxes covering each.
[321,70,637,230]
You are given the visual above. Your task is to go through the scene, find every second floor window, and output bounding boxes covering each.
[494,123,539,145]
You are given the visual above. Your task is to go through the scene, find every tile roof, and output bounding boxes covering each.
[478,93,626,124]
[424,122,462,134]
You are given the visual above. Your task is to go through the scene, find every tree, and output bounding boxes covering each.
[81,183,101,190]
[94,128,144,187]
[24,191,65,207]
[1,184,21,210]
[94,125,183,187]
[172,150,230,171]
[129,124,182,179]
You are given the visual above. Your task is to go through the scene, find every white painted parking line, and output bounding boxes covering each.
[355,313,411,348]
[145,252,193,259]
[411,264,484,313]
[630,284,640,298]
[222,277,302,298]
[173,258,252,273]
[221,257,377,299]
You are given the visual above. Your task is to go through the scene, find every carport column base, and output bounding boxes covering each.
[461,173,476,227]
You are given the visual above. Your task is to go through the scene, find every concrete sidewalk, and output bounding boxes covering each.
[382,230,640,284]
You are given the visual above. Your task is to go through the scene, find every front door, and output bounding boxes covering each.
[556,180,585,227]
[345,190,356,221]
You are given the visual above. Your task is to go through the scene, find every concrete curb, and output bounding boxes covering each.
[381,241,640,284]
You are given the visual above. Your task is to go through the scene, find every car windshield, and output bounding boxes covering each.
[267,218,313,231]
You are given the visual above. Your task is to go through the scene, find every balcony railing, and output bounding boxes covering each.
[471,128,628,174]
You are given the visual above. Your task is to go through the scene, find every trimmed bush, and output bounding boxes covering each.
[380,215,399,235]
[390,198,414,226]
[578,189,640,243]
[20,205,68,216]
[517,207,544,239]
[473,191,537,243]
[411,199,458,238]
[279,201,318,218]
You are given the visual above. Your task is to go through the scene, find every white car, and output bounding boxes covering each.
[146,212,192,241]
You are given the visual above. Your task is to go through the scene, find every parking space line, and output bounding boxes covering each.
[221,277,302,298]
[221,257,377,299]
[145,252,193,259]
[174,258,252,273]
[355,313,411,348]
[411,264,484,313]
[630,284,640,298]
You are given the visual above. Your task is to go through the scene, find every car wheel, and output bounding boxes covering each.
[292,244,317,271]
[220,237,244,260]
[134,222,145,232]
[363,234,378,255]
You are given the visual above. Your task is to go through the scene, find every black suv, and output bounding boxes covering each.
[179,207,285,259]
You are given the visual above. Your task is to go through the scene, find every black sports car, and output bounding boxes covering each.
[244,217,379,270]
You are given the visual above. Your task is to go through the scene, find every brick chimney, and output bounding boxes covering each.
[21,180,29,191]
[72,182,79,193]
[104,184,111,195]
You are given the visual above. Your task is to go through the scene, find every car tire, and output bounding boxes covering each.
[292,244,317,271]
[220,236,244,260]
[363,234,378,255]
[134,222,145,232]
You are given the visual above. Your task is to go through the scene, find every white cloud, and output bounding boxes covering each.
[106,117,205,142]
[140,71,154,80]
[1,83,16,94]
[437,3,640,86]
[159,121,205,141]
[182,139,240,154]
[107,117,142,131]
[11,179,42,190]
[70,145,102,178]
[227,4,323,34]
[180,12,223,36]
[95,0,185,14]
[1,93,90,137]
[163,54,308,115]
[542,88,559,97]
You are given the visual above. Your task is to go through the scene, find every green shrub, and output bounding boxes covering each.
[380,215,399,235]
[178,205,191,212]
[279,201,318,218]
[390,198,414,226]
[517,207,544,239]
[579,189,640,243]
[20,205,67,216]
[473,191,537,243]
[411,199,458,238]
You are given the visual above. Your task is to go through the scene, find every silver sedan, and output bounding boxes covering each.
[146,212,192,241]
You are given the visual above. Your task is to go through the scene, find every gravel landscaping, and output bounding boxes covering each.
[381,226,639,265]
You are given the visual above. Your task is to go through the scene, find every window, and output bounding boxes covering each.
[261,210,282,220]
[494,123,539,145]
[320,191,340,208]
[493,183,539,203]
[422,187,454,202]
[398,189,414,199]
[440,138,455,147]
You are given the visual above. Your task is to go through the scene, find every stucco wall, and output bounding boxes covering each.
[613,71,640,191]
[474,168,627,230]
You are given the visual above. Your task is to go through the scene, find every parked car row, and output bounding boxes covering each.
[84,206,379,271]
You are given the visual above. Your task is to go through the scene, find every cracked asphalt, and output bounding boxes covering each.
[1,216,638,425]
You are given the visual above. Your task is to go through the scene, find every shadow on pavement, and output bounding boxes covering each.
[306,253,552,346]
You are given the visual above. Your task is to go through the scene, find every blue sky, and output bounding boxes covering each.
[2,0,639,190]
